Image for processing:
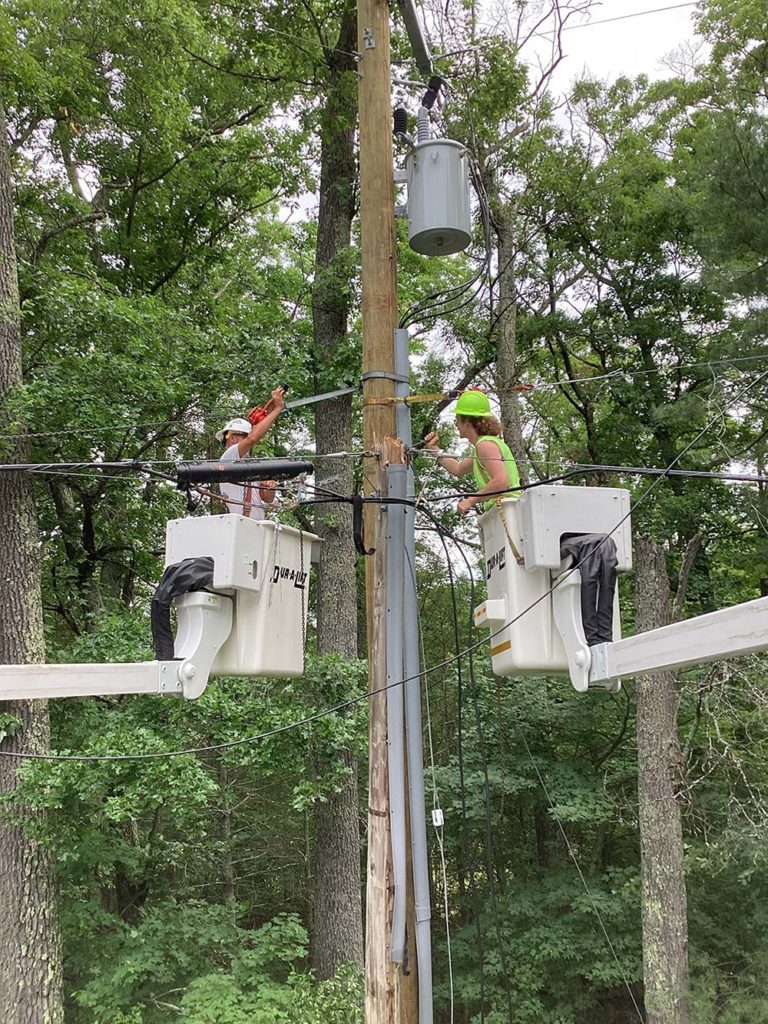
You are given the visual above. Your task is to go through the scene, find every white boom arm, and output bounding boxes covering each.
[0,592,232,703]
[588,595,768,688]
[0,661,185,701]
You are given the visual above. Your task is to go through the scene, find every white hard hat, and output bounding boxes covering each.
[215,417,252,443]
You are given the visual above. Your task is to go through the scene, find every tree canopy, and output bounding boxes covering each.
[2,1,768,1022]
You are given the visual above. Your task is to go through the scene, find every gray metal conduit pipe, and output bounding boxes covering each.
[395,327,434,1023]
[386,461,408,964]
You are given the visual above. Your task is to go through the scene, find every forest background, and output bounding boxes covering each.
[1,0,768,1022]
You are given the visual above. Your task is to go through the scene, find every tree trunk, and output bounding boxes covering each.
[493,203,528,484]
[0,93,64,1024]
[310,4,364,978]
[633,537,689,1024]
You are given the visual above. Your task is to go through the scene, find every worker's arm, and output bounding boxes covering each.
[424,431,473,477]
[457,439,511,515]
[259,481,277,505]
[234,387,285,457]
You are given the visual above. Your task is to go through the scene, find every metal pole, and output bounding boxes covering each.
[386,462,408,963]
[395,327,434,1024]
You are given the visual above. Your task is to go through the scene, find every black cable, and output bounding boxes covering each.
[567,465,768,485]
[402,262,489,329]
[430,508,513,1024]
[458,537,515,1024]
[425,504,644,1023]
[4,368,767,762]
[419,464,768,504]
[437,517,489,1022]
[400,263,485,323]
[0,461,152,474]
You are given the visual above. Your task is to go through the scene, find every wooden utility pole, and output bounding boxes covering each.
[357,0,400,1020]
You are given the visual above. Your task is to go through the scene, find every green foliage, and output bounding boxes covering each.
[6,0,768,1020]
[7,638,368,1021]
[65,907,363,1024]
[677,107,768,299]
[181,930,363,1024]
[0,710,22,743]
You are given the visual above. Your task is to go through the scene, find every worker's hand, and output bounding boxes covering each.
[271,386,286,412]
[457,497,475,516]
[424,430,440,451]
[260,480,278,504]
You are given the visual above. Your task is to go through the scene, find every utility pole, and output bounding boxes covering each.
[357,2,435,1019]
[356,0,402,1021]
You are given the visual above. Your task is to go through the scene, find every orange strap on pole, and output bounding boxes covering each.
[362,384,533,408]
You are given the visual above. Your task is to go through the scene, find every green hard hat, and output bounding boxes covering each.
[454,389,492,417]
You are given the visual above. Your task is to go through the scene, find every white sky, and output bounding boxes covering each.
[526,1,703,95]
[424,3,706,432]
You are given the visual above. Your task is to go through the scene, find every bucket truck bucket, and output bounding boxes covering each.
[473,489,632,690]
[166,515,321,678]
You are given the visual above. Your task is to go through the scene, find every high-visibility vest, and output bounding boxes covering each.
[472,435,520,509]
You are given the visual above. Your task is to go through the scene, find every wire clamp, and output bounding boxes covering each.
[361,370,410,384]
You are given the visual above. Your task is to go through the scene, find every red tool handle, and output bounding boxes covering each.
[247,385,289,425]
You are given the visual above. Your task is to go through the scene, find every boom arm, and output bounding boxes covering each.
[0,592,232,703]
[588,595,768,688]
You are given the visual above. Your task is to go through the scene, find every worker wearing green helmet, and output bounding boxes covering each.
[425,389,521,515]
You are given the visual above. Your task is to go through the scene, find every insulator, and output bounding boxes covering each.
[416,106,430,143]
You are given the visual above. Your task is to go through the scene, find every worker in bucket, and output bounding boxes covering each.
[424,388,520,515]
[215,385,285,519]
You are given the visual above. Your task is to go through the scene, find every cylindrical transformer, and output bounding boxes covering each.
[405,139,472,256]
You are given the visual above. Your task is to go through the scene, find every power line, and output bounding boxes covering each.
[420,466,768,501]
[529,353,768,391]
[434,514,495,1021]
[435,516,515,1023]
[3,368,767,763]
[427,504,644,1022]
[0,420,185,440]
[1,354,764,447]
[567,465,768,485]
[558,2,698,33]
[513,718,646,1020]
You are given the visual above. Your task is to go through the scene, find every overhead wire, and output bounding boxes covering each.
[0,418,757,1024]
[402,250,665,988]
[21,451,766,492]
[1,354,765,450]
[2,369,767,764]
[438,512,493,1021]
[555,1,698,33]
[0,420,188,440]
[423,500,644,1022]
[426,504,514,1023]
[406,543,455,1023]
[513,717,646,1019]
[529,353,768,392]
[416,465,768,504]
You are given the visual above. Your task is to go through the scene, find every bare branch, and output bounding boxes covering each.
[672,532,703,623]
[33,212,107,265]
